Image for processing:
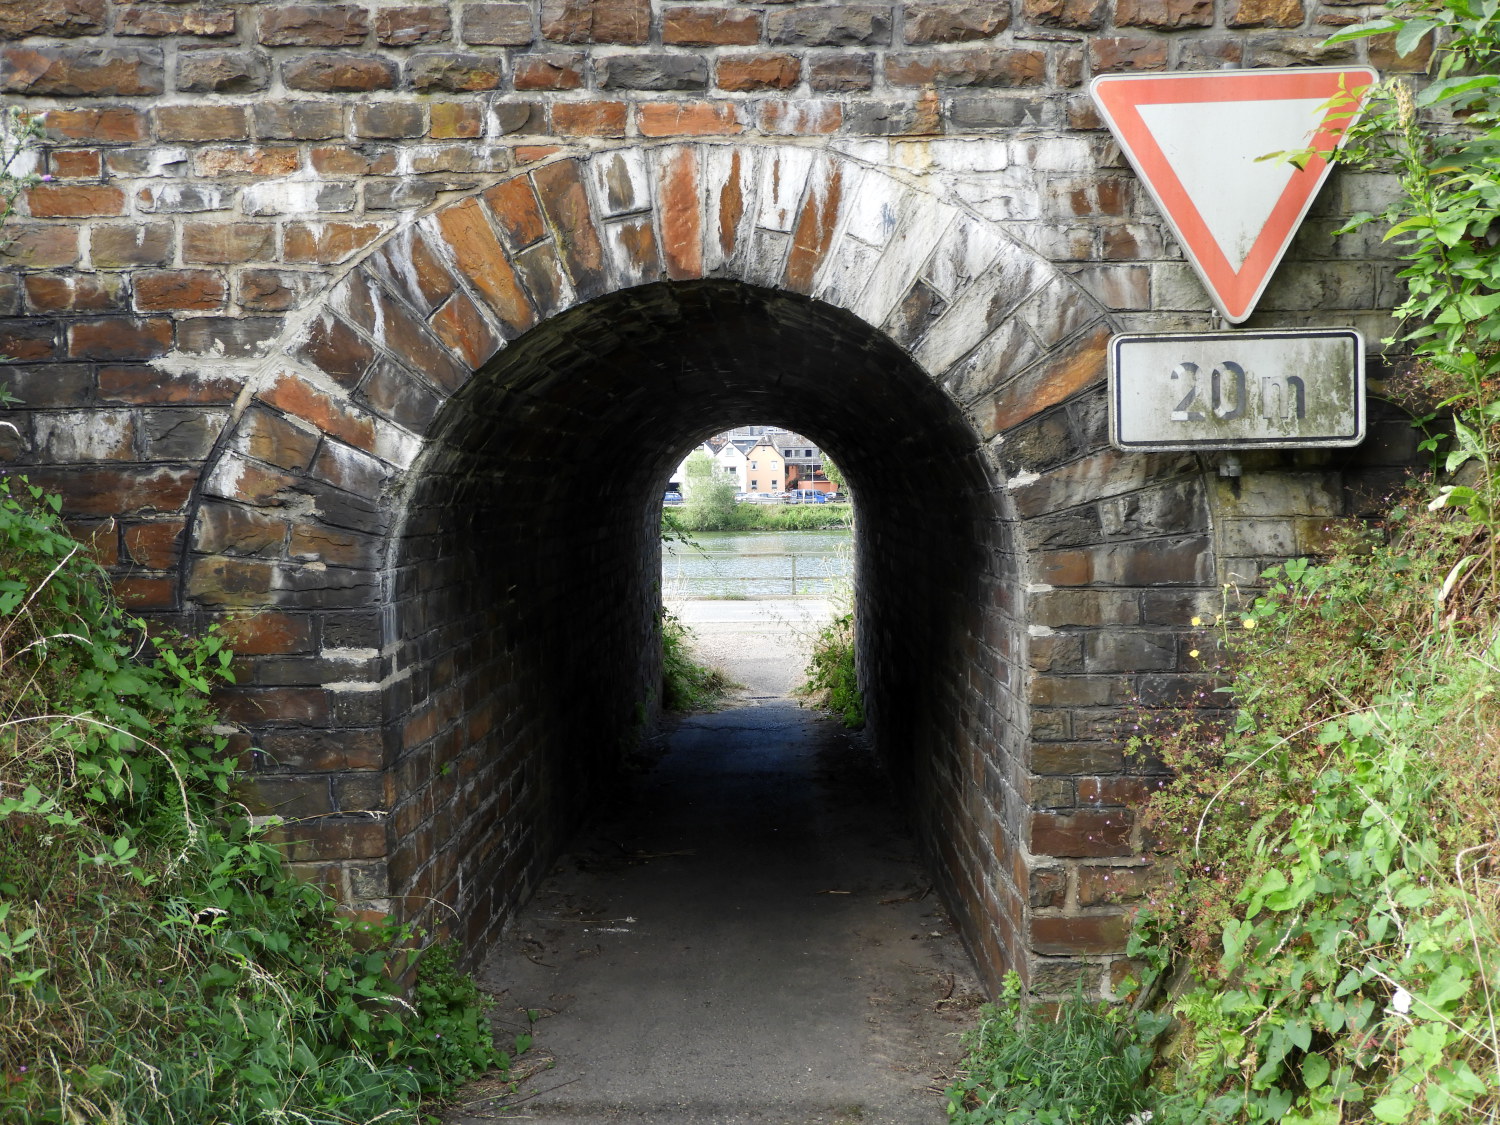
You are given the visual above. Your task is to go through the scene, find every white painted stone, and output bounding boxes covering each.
[800,153,865,289]
[913,244,1049,375]
[755,146,814,233]
[849,197,956,329]
[742,228,792,290]
[599,217,661,290]
[922,216,1008,302]
[827,139,892,165]
[811,236,880,312]
[241,179,326,217]
[703,144,759,276]
[370,417,422,470]
[33,410,133,462]
[902,138,1011,173]
[941,318,1043,405]
[841,171,906,248]
[948,175,1043,223]
[367,225,442,315]
[589,148,653,217]
[1009,137,1096,173]
[1017,280,1100,349]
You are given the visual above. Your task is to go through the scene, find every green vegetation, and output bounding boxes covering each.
[799,612,863,728]
[659,609,733,711]
[947,974,1160,1125]
[950,6,1500,1122]
[0,479,513,1123]
[665,501,853,533]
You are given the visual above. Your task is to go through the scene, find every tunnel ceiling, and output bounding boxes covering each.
[411,279,998,508]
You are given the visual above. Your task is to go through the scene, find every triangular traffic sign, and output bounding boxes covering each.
[1091,67,1377,324]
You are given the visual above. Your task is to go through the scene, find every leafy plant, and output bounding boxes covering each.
[0,478,511,1123]
[659,608,732,712]
[947,972,1160,1125]
[800,612,863,728]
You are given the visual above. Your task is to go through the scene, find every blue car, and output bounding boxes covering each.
[663,491,684,504]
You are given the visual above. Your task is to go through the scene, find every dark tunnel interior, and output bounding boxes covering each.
[382,280,1024,958]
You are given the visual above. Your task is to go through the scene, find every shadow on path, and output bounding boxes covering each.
[446,701,983,1124]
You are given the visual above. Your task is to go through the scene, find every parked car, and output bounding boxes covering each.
[785,489,831,504]
[663,491,683,504]
[745,492,782,504]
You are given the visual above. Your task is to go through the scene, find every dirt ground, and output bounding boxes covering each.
[443,603,985,1125]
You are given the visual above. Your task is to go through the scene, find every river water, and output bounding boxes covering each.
[662,529,852,600]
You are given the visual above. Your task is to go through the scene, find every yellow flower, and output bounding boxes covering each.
[1242,617,1256,630]
[1190,616,1203,627]
[1189,649,1201,659]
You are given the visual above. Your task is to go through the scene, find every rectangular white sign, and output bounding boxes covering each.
[1109,328,1364,452]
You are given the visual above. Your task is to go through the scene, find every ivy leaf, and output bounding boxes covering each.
[1416,73,1500,107]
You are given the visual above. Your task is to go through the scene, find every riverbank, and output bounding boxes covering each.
[665,502,852,533]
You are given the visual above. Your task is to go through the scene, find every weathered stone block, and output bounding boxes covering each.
[716,52,800,92]
[2,46,163,96]
[808,52,874,91]
[68,316,172,361]
[541,0,649,44]
[135,269,226,312]
[0,0,105,40]
[183,222,276,264]
[663,6,761,45]
[550,100,627,137]
[1031,912,1131,955]
[1227,0,1305,27]
[885,47,1045,87]
[176,317,281,359]
[118,6,235,37]
[512,51,584,90]
[599,54,708,91]
[1030,809,1133,857]
[408,53,504,92]
[258,5,369,47]
[768,6,892,46]
[461,3,534,44]
[376,5,451,45]
[176,51,270,94]
[904,2,1010,42]
[254,101,345,140]
[1116,0,1213,27]
[283,54,397,92]
[638,101,744,137]
[155,104,251,142]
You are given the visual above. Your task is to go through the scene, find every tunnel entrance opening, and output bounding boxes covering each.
[384,280,1023,978]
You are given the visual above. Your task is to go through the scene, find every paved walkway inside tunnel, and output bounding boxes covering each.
[445,609,984,1124]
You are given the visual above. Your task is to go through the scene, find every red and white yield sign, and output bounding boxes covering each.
[1091,66,1378,324]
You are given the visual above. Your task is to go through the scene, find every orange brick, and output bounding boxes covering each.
[638,100,743,137]
[550,100,627,136]
[27,183,125,218]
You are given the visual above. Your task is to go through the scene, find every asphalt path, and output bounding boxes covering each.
[445,605,982,1125]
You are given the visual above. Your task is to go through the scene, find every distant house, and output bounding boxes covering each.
[776,431,832,491]
[744,435,787,493]
[712,440,750,492]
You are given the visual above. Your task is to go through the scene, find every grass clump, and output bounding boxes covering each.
[947,973,1159,1125]
[659,609,733,712]
[800,612,863,728]
[0,478,512,1124]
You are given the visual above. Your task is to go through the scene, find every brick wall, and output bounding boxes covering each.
[0,0,1420,994]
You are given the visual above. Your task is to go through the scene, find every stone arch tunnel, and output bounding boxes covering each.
[0,0,1419,993]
